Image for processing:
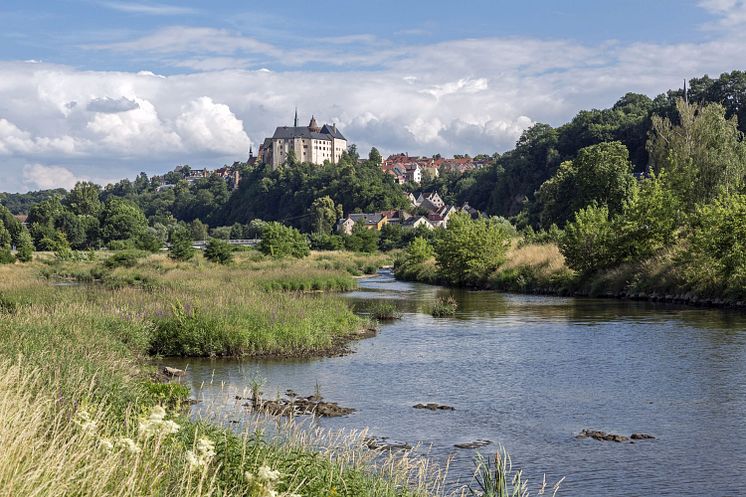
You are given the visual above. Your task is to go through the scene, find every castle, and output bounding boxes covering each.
[258,110,347,168]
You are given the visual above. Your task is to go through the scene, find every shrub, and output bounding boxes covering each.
[169,226,195,261]
[258,222,309,259]
[431,296,458,317]
[343,223,380,253]
[368,301,401,321]
[204,238,233,265]
[309,232,344,251]
[15,228,34,262]
[103,250,147,269]
[434,212,512,286]
[560,203,618,275]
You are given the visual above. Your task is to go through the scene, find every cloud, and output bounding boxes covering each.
[98,1,197,16]
[87,96,141,113]
[174,97,251,155]
[698,0,746,29]
[22,164,85,190]
[2,1,746,192]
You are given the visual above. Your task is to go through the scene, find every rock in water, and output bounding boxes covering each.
[454,439,492,449]
[163,366,186,378]
[630,433,656,440]
[413,403,455,411]
[576,429,629,443]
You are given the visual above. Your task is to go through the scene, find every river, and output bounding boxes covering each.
[171,272,746,496]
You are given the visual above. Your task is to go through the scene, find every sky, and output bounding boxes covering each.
[1,0,745,192]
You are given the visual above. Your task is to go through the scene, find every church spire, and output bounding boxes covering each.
[294,107,298,127]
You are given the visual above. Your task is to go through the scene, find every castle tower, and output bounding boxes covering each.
[308,115,320,132]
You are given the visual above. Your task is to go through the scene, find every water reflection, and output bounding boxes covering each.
[171,272,746,497]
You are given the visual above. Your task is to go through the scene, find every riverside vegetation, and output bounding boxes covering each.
[395,99,746,305]
[0,249,557,497]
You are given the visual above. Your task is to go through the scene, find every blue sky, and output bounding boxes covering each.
[0,0,745,192]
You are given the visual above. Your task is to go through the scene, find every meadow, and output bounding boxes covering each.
[0,249,459,497]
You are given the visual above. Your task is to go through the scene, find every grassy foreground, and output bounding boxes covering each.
[0,249,456,497]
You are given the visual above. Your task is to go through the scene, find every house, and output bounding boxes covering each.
[260,111,347,168]
[378,210,410,225]
[404,163,422,184]
[416,192,445,212]
[214,166,241,190]
[336,213,389,234]
[335,217,356,235]
[401,216,434,230]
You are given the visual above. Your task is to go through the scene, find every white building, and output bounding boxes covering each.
[260,113,347,169]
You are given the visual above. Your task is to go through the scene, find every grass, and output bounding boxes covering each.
[431,297,458,318]
[0,249,554,496]
[367,300,403,321]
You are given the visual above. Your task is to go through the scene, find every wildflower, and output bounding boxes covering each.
[74,410,97,435]
[117,437,141,454]
[186,450,203,470]
[258,465,280,482]
[244,471,255,483]
[99,438,114,451]
[196,437,216,458]
[138,406,181,437]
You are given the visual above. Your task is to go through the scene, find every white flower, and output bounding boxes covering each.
[258,465,280,482]
[196,437,215,458]
[149,406,166,422]
[99,438,114,451]
[244,471,255,483]
[117,437,141,454]
[186,450,203,470]
[161,420,181,434]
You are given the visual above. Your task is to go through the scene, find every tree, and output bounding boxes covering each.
[15,227,34,262]
[344,223,380,253]
[64,181,102,217]
[204,238,233,264]
[679,192,746,296]
[0,222,14,264]
[648,99,746,207]
[135,228,164,252]
[311,196,342,235]
[190,219,209,241]
[434,212,512,286]
[614,172,680,262]
[559,203,617,274]
[169,226,195,261]
[100,198,148,244]
[368,147,382,165]
[258,222,310,258]
[379,223,405,251]
[537,141,635,227]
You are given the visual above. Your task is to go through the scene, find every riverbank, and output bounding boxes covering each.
[395,241,746,309]
[0,249,454,497]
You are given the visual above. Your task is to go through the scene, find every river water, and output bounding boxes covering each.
[171,272,746,496]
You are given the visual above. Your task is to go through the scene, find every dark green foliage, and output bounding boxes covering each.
[536,141,636,227]
[169,226,195,261]
[0,222,14,264]
[258,222,310,259]
[367,301,401,321]
[311,196,343,235]
[0,189,66,214]
[189,219,209,240]
[560,203,617,274]
[100,197,148,244]
[679,192,746,297]
[222,157,408,231]
[309,232,344,251]
[434,212,512,286]
[15,227,34,262]
[103,250,147,269]
[63,181,102,217]
[378,223,405,251]
[204,238,233,265]
[134,228,164,252]
[343,223,379,253]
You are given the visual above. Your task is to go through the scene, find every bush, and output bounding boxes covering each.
[134,228,164,253]
[434,212,512,286]
[258,222,309,259]
[343,223,380,253]
[431,296,458,317]
[204,238,233,265]
[368,301,401,321]
[103,250,147,269]
[560,203,618,275]
[309,232,344,251]
[169,226,195,261]
[15,228,34,262]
